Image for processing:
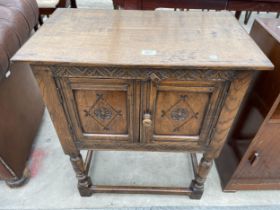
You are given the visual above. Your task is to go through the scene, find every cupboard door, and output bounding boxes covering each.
[59,78,139,144]
[142,80,227,145]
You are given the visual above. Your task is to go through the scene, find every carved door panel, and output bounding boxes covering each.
[59,77,139,144]
[142,79,227,145]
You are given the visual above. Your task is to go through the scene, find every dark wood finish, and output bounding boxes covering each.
[227,1,280,12]
[38,0,77,24]
[142,0,227,10]
[39,0,76,14]
[216,18,280,191]
[113,0,227,10]
[113,0,280,11]
[112,0,280,20]
[12,9,272,198]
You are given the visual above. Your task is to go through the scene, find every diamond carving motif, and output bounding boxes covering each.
[94,107,112,121]
[161,95,199,132]
[84,94,122,131]
[171,108,188,121]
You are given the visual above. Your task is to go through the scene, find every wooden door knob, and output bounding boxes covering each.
[143,113,152,127]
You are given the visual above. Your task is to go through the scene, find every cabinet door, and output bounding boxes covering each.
[59,77,139,144]
[142,79,227,146]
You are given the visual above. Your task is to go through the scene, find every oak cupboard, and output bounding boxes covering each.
[12,9,273,198]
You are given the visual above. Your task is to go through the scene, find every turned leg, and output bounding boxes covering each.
[190,153,213,199]
[70,153,93,196]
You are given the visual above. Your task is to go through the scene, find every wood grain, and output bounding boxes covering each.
[32,65,79,156]
[12,9,273,71]
[148,80,227,145]
[59,77,137,143]
[207,71,254,158]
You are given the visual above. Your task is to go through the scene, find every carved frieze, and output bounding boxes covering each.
[50,66,237,81]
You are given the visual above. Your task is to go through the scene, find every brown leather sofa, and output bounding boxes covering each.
[0,0,44,187]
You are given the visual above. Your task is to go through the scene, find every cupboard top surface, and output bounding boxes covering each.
[13,9,273,70]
